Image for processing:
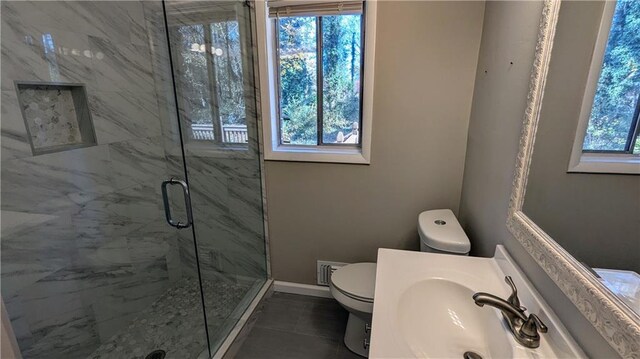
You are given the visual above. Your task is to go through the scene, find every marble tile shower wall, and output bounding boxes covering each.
[2,2,180,358]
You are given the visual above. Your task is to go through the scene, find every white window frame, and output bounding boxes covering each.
[255,0,376,164]
[569,0,640,174]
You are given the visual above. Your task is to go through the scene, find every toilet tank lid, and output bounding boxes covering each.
[418,209,470,254]
[331,263,376,301]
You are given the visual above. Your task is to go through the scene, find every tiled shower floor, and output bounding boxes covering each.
[89,276,261,359]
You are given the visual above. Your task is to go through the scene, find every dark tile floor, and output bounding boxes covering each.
[230,292,362,359]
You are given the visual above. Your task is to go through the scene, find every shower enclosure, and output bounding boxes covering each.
[0,1,268,358]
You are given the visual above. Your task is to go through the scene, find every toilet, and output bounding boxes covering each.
[329,209,471,357]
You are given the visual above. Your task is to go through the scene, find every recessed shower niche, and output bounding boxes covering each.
[15,82,96,155]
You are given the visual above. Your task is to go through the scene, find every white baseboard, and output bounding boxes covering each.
[273,280,333,299]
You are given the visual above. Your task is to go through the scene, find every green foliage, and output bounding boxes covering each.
[278,17,317,144]
[281,96,317,144]
[322,15,361,143]
[212,21,246,125]
[177,24,211,125]
[174,19,247,127]
[280,54,318,144]
[585,0,640,152]
[278,14,362,145]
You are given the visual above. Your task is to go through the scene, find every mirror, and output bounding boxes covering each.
[523,0,640,315]
[507,1,640,356]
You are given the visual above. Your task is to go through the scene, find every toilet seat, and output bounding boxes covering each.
[330,263,376,304]
[333,285,374,303]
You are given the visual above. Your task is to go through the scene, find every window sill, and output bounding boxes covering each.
[264,145,370,164]
[567,153,640,174]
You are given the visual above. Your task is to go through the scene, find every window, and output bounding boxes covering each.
[256,0,377,163]
[168,5,252,148]
[277,13,362,146]
[570,0,640,174]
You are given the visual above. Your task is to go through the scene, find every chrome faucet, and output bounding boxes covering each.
[473,276,548,349]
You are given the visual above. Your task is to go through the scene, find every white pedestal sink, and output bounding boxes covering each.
[369,246,585,358]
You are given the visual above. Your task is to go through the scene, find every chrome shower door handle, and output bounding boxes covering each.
[161,178,193,229]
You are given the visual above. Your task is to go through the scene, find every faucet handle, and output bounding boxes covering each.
[504,276,523,310]
[521,313,548,337]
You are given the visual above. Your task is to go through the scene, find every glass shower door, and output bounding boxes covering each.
[162,0,269,353]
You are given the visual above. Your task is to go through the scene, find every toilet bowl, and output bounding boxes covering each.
[329,262,376,357]
[329,209,471,357]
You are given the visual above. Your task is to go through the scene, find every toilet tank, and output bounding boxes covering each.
[418,209,470,255]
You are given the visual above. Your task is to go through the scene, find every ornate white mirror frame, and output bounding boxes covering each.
[506,1,640,357]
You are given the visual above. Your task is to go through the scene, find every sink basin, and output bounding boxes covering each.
[397,279,512,358]
[369,247,586,358]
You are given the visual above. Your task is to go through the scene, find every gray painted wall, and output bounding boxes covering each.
[458,1,620,357]
[264,1,486,284]
[523,1,640,273]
